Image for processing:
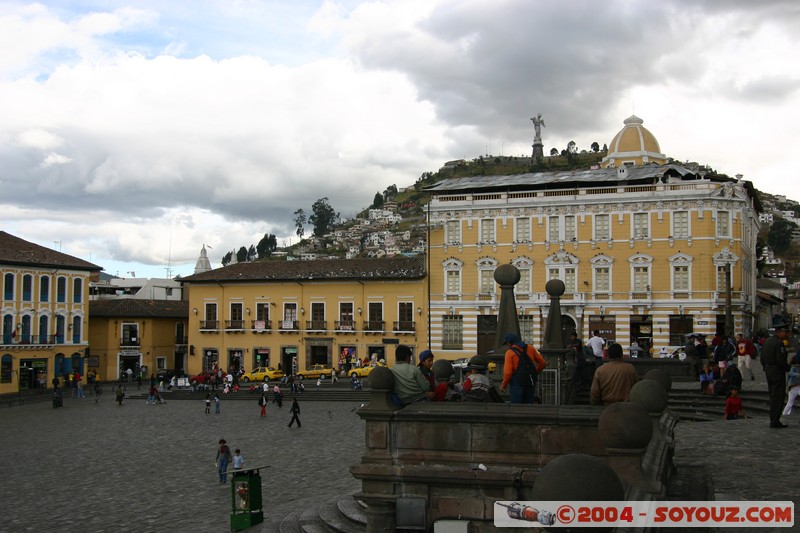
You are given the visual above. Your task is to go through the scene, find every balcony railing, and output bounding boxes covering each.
[120,339,140,347]
[279,320,300,331]
[2,334,62,345]
[305,320,327,331]
[250,320,272,331]
[393,321,416,333]
[225,320,245,330]
[363,320,385,333]
[335,320,356,332]
[200,320,219,330]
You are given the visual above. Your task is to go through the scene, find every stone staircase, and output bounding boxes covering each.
[261,495,368,533]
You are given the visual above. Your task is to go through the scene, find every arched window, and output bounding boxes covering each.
[0,354,11,383]
[669,253,693,298]
[73,278,83,303]
[2,314,12,344]
[22,275,32,301]
[3,273,13,300]
[442,258,463,298]
[40,275,50,302]
[56,277,67,303]
[39,315,49,344]
[629,253,654,296]
[72,316,82,343]
[544,251,579,293]
[511,257,534,297]
[476,257,498,298]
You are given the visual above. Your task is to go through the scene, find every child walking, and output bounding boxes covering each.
[288,397,302,427]
[232,448,245,472]
[205,392,211,414]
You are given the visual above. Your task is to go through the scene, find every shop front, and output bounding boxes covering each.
[118,350,141,380]
[254,347,270,369]
[203,349,219,372]
[19,358,47,390]
[281,346,297,376]
[630,314,653,356]
[588,315,616,346]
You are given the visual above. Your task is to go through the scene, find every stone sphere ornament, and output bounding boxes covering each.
[545,278,565,297]
[629,378,668,415]
[598,402,653,449]
[494,263,520,286]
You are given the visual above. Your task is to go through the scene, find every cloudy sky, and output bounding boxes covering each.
[1,0,798,278]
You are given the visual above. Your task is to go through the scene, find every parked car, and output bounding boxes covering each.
[240,367,284,382]
[156,368,178,382]
[349,362,386,378]
[296,364,334,380]
[450,358,496,373]
[189,370,226,386]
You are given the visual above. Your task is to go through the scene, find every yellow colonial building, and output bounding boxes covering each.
[423,116,761,356]
[0,231,102,393]
[180,256,427,374]
[87,299,189,382]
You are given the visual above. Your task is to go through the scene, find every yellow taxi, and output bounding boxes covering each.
[348,361,386,378]
[296,364,334,380]
[240,367,284,382]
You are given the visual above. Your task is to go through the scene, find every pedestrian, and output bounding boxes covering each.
[259,392,267,417]
[316,377,322,390]
[724,387,747,420]
[390,344,435,406]
[125,367,133,382]
[52,375,60,390]
[115,384,124,406]
[215,439,233,483]
[147,384,157,405]
[214,393,221,414]
[500,333,546,404]
[288,397,302,427]
[735,333,756,382]
[94,381,102,403]
[782,354,800,418]
[417,349,436,391]
[761,322,791,428]
[205,392,212,414]
[74,371,84,399]
[331,368,339,383]
[232,448,245,472]
[586,330,606,371]
[590,343,639,406]
[273,384,283,408]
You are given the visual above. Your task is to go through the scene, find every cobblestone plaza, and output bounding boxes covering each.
[0,392,364,532]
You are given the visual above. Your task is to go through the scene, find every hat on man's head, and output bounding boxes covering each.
[419,350,434,363]
[774,322,791,331]
[503,333,521,345]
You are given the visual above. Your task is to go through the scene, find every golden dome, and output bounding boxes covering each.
[601,115,667,168]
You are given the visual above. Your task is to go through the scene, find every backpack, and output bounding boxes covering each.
[510,344,538,389]
[581,345,594,363]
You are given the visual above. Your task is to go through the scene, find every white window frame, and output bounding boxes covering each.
[629,253,653,294]
[633,212,649,239]
[443,258,463,298]
[480,219,495,243]
[669,253,693,296]
[515,217,531,243]
[594,214,611,240]
[672,211,690,239]
[446,220,461,244]
[717,210,730,238]
[544,251,578,293]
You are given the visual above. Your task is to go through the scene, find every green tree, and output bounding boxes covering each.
[567,140,577,154]
[768,218,798,254]
[257,233,278,259]
[221,251,233,266]
[549,148,558,156]
[309,197,338,237]
[372,192,384,209]
[591,142,600,153]
[236,246,248,263]
[247,245,257,262]
[383,184,398,200]
[293,209,306,239]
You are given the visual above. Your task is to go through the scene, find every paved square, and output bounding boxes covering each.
[0,390,365,532]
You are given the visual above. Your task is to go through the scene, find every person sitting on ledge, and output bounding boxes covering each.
[391,344,435,406]
[590,343,638,406]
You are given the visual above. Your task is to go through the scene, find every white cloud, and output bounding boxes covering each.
[1,0,798,277]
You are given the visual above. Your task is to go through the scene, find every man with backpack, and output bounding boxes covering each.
[500,333,546,404]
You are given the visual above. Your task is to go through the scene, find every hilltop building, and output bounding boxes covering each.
[423,116,761,355]
[0,231,102,393]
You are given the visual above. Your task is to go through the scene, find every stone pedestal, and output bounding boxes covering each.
[532,142,544,160]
